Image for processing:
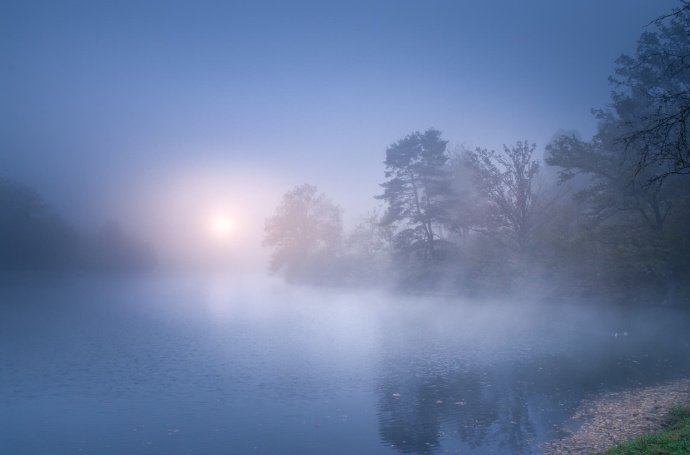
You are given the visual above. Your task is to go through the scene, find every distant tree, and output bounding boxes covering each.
[341,209,393,284]
[89,220,157,271]
[345,209,392,259]
[0,178,78,270]
[610,2,690,180]
[264,184,343,283]
[376,129,454,260]
[0,178,156,274]
[445,149,488,237]
[465,141,543,253]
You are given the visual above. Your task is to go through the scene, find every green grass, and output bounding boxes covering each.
[599,407,690,455]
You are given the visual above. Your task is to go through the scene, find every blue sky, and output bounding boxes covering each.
[1,0,680,236]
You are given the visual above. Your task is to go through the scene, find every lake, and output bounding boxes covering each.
[1,274,689,454]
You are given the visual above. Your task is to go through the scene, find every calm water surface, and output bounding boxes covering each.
[1,274,689,454]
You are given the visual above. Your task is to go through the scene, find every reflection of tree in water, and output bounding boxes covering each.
[377,366,541,455]
[377,375,444,453]
[375,307,690,455]
[448,372,501,450]
[501,383,537,454]
[377,348,690,454]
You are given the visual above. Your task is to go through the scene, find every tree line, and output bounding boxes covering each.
[0,178,155,272]
[263,2,690,302]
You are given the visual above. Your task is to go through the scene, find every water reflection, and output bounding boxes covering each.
[376,325,690,455]
[378,364,539,454]
[1,276,689,455]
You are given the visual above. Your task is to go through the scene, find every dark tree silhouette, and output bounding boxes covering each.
[376,129,454,260]
[546,123,690,294]
[611,2,690,180]
[546,131,677,233]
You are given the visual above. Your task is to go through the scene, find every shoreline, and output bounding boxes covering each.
[543,379,690,454]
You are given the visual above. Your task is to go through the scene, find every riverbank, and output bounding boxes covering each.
[543,379,690,454]
[599,407,690,454]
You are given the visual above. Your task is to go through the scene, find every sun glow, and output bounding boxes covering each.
[209,214,234,238]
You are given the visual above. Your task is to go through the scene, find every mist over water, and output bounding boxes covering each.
[2,274,688,455]
[4,1,690,454]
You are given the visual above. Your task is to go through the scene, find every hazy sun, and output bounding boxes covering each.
[209,214,234,238]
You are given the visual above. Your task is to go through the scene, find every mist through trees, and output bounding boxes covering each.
[0,178,155,272]
[261,1,690,302]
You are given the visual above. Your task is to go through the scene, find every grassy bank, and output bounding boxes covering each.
[599,407,690,455]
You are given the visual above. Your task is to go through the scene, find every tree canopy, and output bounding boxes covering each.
[263,184,343,282]
[465,142,542,253]
[611,2,690,180]
[376,129,454,260]
[260,2,690,301]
